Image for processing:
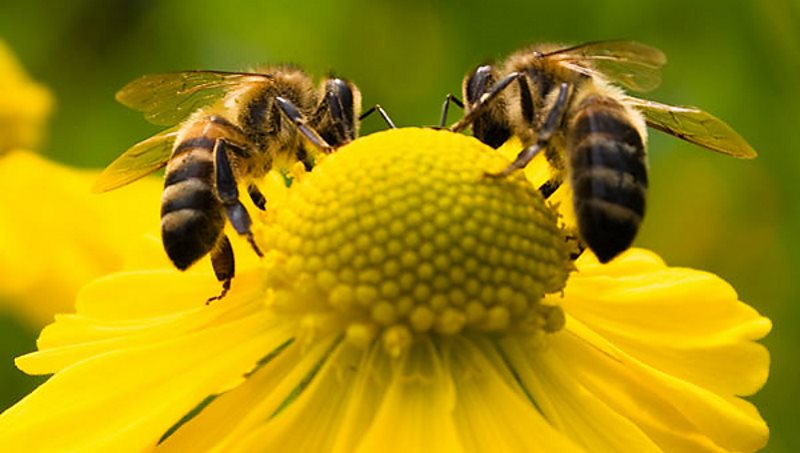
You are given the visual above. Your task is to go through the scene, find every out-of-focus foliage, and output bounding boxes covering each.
[0,0,797,450]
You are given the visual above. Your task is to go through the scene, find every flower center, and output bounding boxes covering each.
[261,128,571,355]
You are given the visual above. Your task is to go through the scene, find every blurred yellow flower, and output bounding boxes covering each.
[0,129,770,452]
[0,39,53,153]
[0,151,163,326]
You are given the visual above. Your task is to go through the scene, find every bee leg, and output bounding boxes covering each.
[293,145,315,172]
[359,104,396,129]
[215,139,263,258]
[275,96,334,153]
[449,69,524,133]
[565,234,587,261]
[486,82,572,178]
[536,145,568,198]
[247,183,267,211]
[538,179,562,198]
[207,235,235,304]
[438,94,463,128]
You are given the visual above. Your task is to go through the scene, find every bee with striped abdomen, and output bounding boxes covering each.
[448,41,757,263]
[94,66,364,301]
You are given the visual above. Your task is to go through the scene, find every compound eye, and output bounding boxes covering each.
[326,79,355,122]
[465,65,495,105]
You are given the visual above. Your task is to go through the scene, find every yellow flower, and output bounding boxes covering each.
[0,40,164,327]
[0,39,53,153]
[0,129,770,452]
[0,151,163,326]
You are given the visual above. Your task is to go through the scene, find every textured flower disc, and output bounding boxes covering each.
[262,128,572,354]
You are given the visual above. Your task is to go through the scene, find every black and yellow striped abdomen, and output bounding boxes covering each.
[161,128,226,270]
[567,95,647,263]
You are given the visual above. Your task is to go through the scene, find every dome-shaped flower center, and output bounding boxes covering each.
[262,128,571,355]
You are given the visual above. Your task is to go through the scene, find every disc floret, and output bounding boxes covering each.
[262,129,571,355]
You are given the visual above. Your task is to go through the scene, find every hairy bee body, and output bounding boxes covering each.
[97,66,363,300]
[566,86,648,261]
[231,67,319,166]
[161,115,242,271]
[501,44,582,144]
[501,46,649,261]
[451,41,755,263]
[161,68,320,271]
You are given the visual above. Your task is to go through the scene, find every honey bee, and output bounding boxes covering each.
[94,66,368,301]
[448,41,757,263]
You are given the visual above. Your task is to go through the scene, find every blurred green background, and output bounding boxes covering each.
[1,0,797,450]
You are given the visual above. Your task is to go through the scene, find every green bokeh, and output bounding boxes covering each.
[1,0,797,450]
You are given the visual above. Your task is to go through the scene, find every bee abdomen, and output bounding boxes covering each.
[568,104,647,263]
[161,145,224,270]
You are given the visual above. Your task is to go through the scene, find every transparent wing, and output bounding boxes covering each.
[546,41,667,92]
[116,70,271,126]
[92,127,179,193]
[625,97,757,158]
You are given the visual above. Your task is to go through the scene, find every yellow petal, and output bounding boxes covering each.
[560,248,771,397]
[447,336,583,453]
[329,344,395,453]
[353,337,463,453]
[73,268,256,320]
[232,341,369,452]
[553,317,768,452]
[17,269,271,375]
[156,334,339,452]
[0,308,286,452]
[153,342,299,452]
[0,151,162,326]
[486,336,656,452]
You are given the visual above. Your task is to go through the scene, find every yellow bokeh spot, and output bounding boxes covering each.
[0,40,53,153]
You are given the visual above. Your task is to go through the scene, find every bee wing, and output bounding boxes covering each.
[116,70,271,126]
[625,96,757,158]
[92,127,179,193]
[547,41,667,92]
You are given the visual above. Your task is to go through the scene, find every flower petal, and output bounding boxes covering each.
[496,336,660,453]
[0,308,287,452]
[17,270,271,375]
[352,337,463,453]
[447,336,582,453]
[231,340,371,452]
[328,344,394,453]
[553,317,768,452]
[560,249,771,397]
[0,151,162,325]
[155,335,338,452]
